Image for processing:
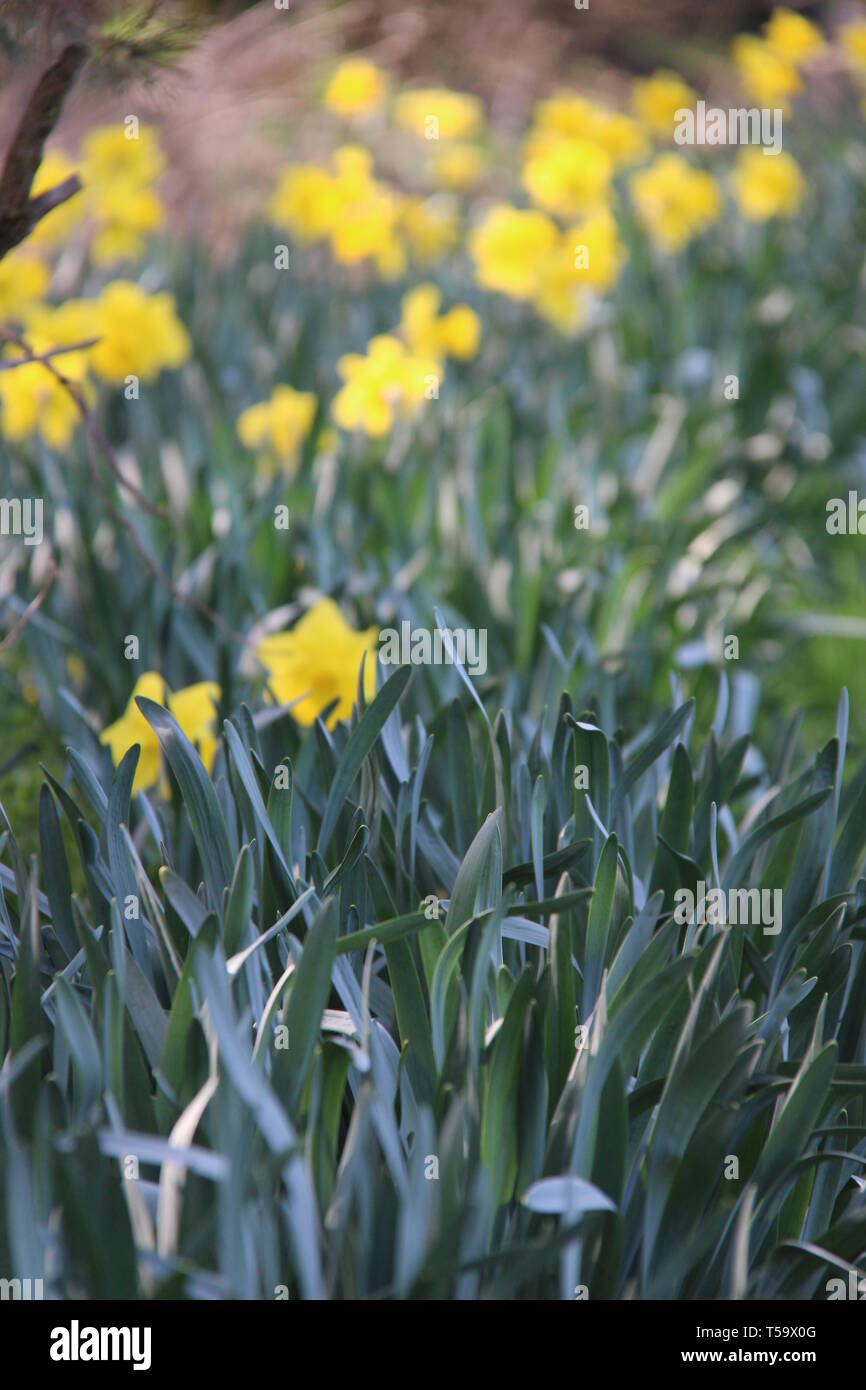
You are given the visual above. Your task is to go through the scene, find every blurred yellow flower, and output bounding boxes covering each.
[269,163,342,243]
[100,672,221,793]
[167,682,221,774]
[731,35,802,109]
[323,57,387,118]
[533,242,589,336]
[592,110,650,169]
[0,304,95,450]
[25,149,85,247]
[88,183,164,265]
[531,94,649,170]
[400,195,460,265]
[237,385,317,473]
[629,154,722,253]
[730,147,806,221]
[330,196,406,278]
[427,143,487,190]
[270,147,406,278]
[839,20,866,72]
[469,204,558,300]
[399,284,480,363]
[631,70,698,140]
[522,135,613,219]
[80,124,165,190]
[394,88,482,141]
[0,252,49,320]
[327,146,405,275]
[566,207,627,292]
[86,280,191,385]
[332,334,438,437]
[531,94,599,140]
[532,211,627,335]
[257,597,378,728]
[763,8,825,65]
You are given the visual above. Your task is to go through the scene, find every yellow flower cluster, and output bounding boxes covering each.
[730,8,824,111]
[101,672,220,794]
[100,603,379,791]
[465,91,635,332]
[396,87,486,194]
[529,94,648,169]
[328,285,479,438]
[0,317,94,451]
[269,145,464,278]
[27,124,166,266]
[332,334,439,438]
[469,202,627,333]
[269,146,402,277]
[520,91,647,226]
[0,281,190,449]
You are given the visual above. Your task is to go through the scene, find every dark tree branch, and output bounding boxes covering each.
[0,42,87,260]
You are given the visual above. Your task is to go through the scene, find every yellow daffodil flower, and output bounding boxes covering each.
[522,135,613,219]
[100,672,220,793]
[394,88,482,141]
[85,280,190,385]
[237,385,317,474]
[0,303,95,449]
[323,58,387,118]
[629,154,722,253]
[469,204,558,300]
[763,8,825,66]
[730,35,803,110]
[80,124,165,190]
[399,284,480,363]
[631,70,698,140]
[730,147,806,222]
[332,334,439,437]
[257,598,378,728]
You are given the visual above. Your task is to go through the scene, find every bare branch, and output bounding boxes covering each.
[0,559,57,653]
[0,336,99,371]
[24,171,82,224]
[0,43,87,260]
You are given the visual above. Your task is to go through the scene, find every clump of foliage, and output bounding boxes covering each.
[1,668,865,1298]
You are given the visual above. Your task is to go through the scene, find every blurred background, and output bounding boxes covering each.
[0,0,856,252]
